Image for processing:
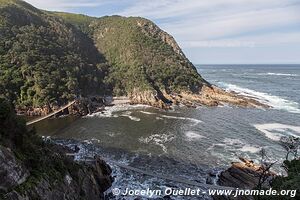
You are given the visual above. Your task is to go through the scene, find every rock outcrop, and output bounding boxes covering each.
[0,146,29,193]
[218,158,276,189]
[0,98,113,200]
[129,85,269,109]
[0,144,113,200]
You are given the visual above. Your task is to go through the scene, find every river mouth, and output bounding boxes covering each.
[31,65,300,199]
[32,104,298,199]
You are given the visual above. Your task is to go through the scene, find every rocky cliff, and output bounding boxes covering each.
[0,98,113,200]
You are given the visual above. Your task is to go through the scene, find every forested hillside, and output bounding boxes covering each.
[0,0,109,108]
[0,0,264,111]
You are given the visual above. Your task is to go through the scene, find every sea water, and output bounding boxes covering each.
[33,64,300,199]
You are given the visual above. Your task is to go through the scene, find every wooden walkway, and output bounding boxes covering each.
[26,101,76,126]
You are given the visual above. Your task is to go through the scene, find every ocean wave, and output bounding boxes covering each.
[139,111,203,125]
[254,123,300,141]
[139,111,156,115]
[120,111,141,121]
[159,114,202,125]
[184,131,205,141]
[139,133,175,153]
[209,138,261,153]
[258,72,299,77]
[86,104,150,121]
[220,82,300,114]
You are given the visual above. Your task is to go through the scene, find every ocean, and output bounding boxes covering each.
[33,64,300,199]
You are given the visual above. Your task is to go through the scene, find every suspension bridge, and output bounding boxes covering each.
[26,100,76,126]
[26,99,236,192]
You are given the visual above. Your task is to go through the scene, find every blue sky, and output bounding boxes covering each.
[24,0,300,64]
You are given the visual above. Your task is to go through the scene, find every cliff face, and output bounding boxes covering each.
[0,98,113,200]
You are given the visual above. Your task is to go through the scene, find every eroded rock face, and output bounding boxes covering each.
[218,158,276,189]
[129,88,171,109]
[1,146,113,200]
[0,146,29,193]
[128,85,269,109]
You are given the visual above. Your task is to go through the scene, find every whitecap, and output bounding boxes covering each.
[240,145,261,153]
[86,104,151,118]
[140,111,202,124]
[139,134,175,153]
[258,72,299,77]
[120,111,141,121]
[184,131,205,141]
[140,111,156,115]
[220,82,300,114]
[159,114,202,125]
[209,138,261,154]
[254,123,300,141]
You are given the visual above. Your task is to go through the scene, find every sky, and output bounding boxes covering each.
[24,0,300,64]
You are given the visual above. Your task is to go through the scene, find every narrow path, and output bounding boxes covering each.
[26,101,76,126]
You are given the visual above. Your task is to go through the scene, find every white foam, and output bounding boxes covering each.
[254,123,300,141]
[240,145,261,153]
[220,83,300,114]
[184,131,205,141]
[159,114,202,125]
[120,111,141,121]
[139,134,175,153]
[259,72,299,77]
[140,111,156,115]
[86,104,150,119]
[209,138,261,155]
[139,111,202,125]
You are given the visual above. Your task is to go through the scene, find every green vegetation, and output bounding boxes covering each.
[91,16,207,96]
[0,97,80,196]
[51,12,96,35]
[255,137,300,200]
[269,159,300,199]
[0,0,108,108]
[1,0,208,109]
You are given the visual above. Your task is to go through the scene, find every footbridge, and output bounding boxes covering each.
[26,100,76,126]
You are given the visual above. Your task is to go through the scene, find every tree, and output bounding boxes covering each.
[280,136,300,160]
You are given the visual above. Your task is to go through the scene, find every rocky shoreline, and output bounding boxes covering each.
[16,85,270,117]
[130,85,270,109]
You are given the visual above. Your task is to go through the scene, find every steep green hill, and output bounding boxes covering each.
[90,16,208,97]
[0,0,108,108]
[50,12,210,102]
[1,0,261,111]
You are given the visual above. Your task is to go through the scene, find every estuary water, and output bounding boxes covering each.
[33,64,300,199]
